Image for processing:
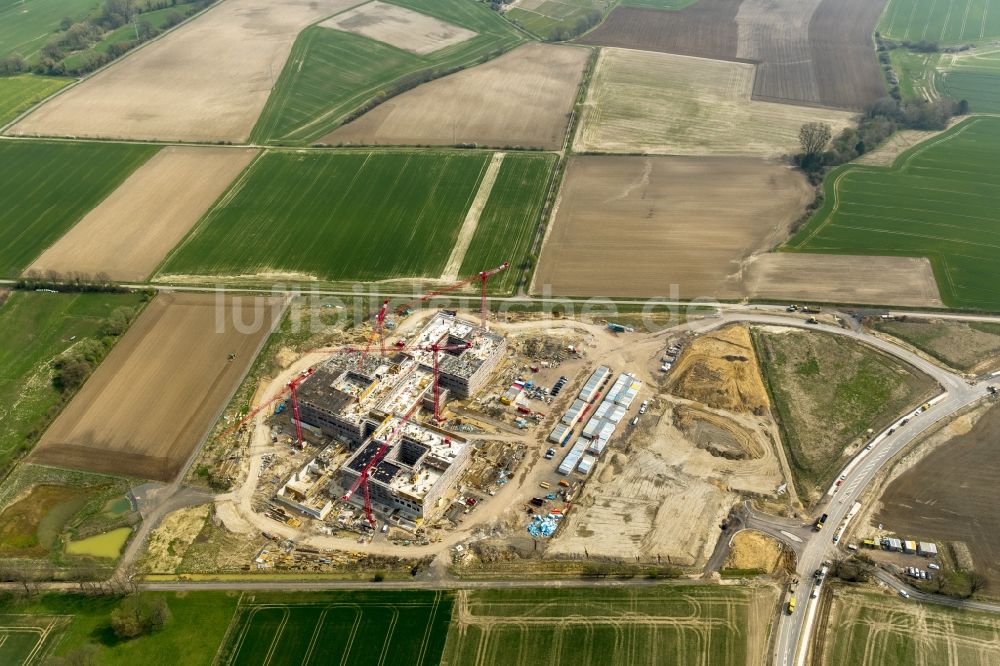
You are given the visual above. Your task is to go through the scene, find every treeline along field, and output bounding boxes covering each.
[786,117,1000,311]
[252,0,524,144]
[0,139,158,276]
[159,150,491,282]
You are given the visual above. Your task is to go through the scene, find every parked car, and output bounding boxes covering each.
[928,563,941,570]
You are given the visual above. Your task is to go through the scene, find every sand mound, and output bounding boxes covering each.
[668,325,769,414]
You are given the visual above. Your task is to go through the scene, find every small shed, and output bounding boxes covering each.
[903,540,917,554]
[884,537,902,552]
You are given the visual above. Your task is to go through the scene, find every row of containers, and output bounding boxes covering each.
[547,366,642,475]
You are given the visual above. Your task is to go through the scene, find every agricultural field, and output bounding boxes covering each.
[0,0,99,60]
[217,590,452,666]
[872,318,1000,372]
[579,0,886,109]
[457,154,555,292]
[786,117,1000,311]
[876,403,1000,588]
[505,0,609,40]
[0,139,158,277]
[28,146,259,282]
[742,254,943,307]
[31,292,283,481]
[0,290,147,477]
[752,328,937,501]
[0,76,69,128]
[817,589,1000,665]
[0,591,239,665]
[322,1,475,54]
[936,46,1000,113]
[7,0,363,142]
[252,0,524,144]
[441,586,776,666]
[0,464,136,571]
[574,48,854,157]
[158,150,550,286]
[326,42,589,150]
[878,0,1000,43]
[533,155,813,299]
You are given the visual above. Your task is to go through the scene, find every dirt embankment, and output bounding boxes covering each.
[725,530,792,573]
[668,325,770,415]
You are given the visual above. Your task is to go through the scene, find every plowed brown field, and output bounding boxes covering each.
[325,42,589,149]
[28,146,259,282]
[876,404,1000,588]
[579,0,886,110]
[8,0,363,142]
[533,155,812,299]
[31,293,284,481]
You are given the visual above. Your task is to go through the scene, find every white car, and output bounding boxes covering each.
[928,563,941,570]
[639,401,648,414]
[898,589,910,599]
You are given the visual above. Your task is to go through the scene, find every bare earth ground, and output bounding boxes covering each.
[742,254,943,307]
[875,403,1000,588]
[7,0,363,142]
[808,0,887,109]
[725,530,784,572]
[532,155,812,299]
[319,1,476,55]
[547,395,783,564]
[30,292,284,481]
[579,0,886,109]
[27,146,259,282]
[735,0,820,104]
[140,504,211,574]
[574,48,854,157]
[325,42,589,149]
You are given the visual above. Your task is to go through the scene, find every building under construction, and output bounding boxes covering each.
[336,418,470,522]
[293,312,506,521]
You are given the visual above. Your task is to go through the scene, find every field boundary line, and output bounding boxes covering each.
[261,607,289,666]
[376,608,399,666]
[441,152,504,280]
[211,593,245,666]
[416,590,443,666]
[301,608,328,665]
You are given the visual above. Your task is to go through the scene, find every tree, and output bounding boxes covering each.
[110,594,171,639]
[799,122,832,157]
[967,571,987,598]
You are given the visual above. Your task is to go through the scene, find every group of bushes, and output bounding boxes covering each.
[1,0,211,78]
[794,96,967,180]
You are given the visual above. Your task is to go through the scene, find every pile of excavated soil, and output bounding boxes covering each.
[668,325,770,414]
[674,404,765,459]
[725,530,785,572]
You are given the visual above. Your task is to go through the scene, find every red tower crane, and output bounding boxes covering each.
[424,339,472,422]
[357,299,390,369]
[341,401,420,526]
[316,339,473,423]
[287,367,314,449]
[395,262,509,321]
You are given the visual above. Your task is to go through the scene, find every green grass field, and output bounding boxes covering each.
[0,291,146,475]
[0,75,69,127]
[252,0,524,144]
[159,150,553,287]
[441,586,770,665]
[0,592,238,665]
[459,153,556,293]
[0,139,158,277]
[871,318,1000,371]
[0,0,100,59]
[879,0,1000,43]
[218,590,452,666]
[618,0,701,8]
[505,0,608,40]
[939,69,1000,112]
[752,328,936,499]
[822,589,1000,665]
[785,117,1000,310]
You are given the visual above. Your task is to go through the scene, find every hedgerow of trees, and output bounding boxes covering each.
[0,0,213,78]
